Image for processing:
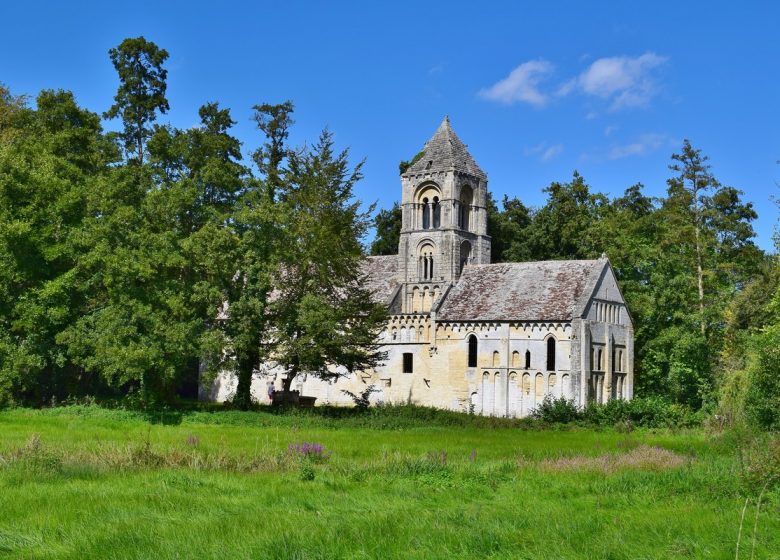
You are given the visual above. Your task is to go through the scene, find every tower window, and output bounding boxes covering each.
[432,197,440,228]
[418,244,434,281]
[525,350,531,369]
[546,337,556,371]
[460,240,472,274]
[459,185,473,231]
[422,198,430,230]
[403,353,413,373]
[467,335,477,367]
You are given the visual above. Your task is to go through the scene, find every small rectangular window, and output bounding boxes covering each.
[402,353,413,373]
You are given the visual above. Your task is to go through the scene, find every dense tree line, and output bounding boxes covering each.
[0,38,386,408]
[2,37,777,425]
[373,148,779,419]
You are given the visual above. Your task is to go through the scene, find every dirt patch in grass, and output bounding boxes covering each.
[539,445,690,473]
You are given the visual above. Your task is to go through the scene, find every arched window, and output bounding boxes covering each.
[418,244,434,281]
[459,185,473,231]
[546,337,556,371]
[422,197,430,229]
[525,350,531,369]
[512,351,520,368]
[468,335,478,367]
[432,197,441,228]
[460,240,472,274]
[492,351,500,367]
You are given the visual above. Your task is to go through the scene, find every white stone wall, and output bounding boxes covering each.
[203,318,596,417]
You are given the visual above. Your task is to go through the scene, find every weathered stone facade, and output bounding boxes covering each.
[203,117,634,415]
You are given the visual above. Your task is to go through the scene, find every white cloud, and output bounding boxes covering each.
[563,52,667,111]
[524,142,563,162]
[479,60,554,107]
[541,144,563,161]
[607,133,667,159]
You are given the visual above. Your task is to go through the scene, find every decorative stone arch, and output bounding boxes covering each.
[415,183,442,230]
[492,351,500,367]
[481,371,493,415]
[458,184,473,231]
[511,350,520,368]
[414,181,442,202]
[561,373,572,399]
[417,240,436,281]
[534,372,544,401]
[508,371,519,418]
[521,372,531,395]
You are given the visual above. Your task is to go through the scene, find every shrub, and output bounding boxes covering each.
[582,396,700,428]
[341,385,379,409]
[531,395,580,423]
[739,433,780,493]
[743,326,780,431]
[298,461,316,481]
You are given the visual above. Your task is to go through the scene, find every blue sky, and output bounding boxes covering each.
[2,1,778,250]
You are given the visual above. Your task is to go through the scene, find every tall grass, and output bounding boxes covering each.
[0,406,776,559]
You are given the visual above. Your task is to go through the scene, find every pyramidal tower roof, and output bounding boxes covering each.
[404,116,487,179]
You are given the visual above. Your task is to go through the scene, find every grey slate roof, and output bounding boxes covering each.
[361,255,399,305]
[436,260,607,322]
[404,117,487,180]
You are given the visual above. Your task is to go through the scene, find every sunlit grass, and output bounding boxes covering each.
[0,406,777,559]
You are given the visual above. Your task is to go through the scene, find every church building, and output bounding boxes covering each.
[205,117,634,416]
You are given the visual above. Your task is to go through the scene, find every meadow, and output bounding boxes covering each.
[0,405,777,559]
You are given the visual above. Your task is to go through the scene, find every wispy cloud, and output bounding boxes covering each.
[428,62,445,75]
[607,133,667,159]
[524,142,564,162]
[479,60,554,107]
[562,52,667,111]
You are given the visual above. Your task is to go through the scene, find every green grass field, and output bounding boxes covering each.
[0,406,777,559]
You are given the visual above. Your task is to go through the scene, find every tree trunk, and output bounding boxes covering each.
[692,171,706,337]
[235,349,258,409]
[694,223,705,336]
[282,362,298,397]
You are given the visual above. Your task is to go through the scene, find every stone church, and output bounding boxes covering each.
[205,117,634,416]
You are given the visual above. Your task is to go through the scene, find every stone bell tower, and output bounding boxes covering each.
[396,116,491,314]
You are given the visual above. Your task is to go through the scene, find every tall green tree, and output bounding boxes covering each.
[104,37,169,164]
[526,172,608,261]
[270,130,387,396]
[644,141,760,406]
[0,89,116,405]
[487,193,533,262]
[370,202,402,256]
[60,101,247,402]
[206,102,293,408]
